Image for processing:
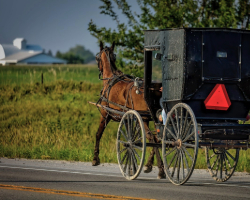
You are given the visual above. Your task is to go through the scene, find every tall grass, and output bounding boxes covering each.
[0,64,100,85]
[0,65,249,172]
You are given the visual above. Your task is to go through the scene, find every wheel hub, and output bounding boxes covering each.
[172,139,182,149]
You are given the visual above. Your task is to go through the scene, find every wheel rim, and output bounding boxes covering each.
[117,110,146,180]
[206,147,239,182]
[162,103,198,185]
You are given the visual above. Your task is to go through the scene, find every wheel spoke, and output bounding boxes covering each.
[130,151,137,175]
[215,155,220,176]
[182,142,196,148]
[127,115,132,139]
[119,147,127,154]
[180,107,183,138]
[183,131,195,143]
[132,117,138,136]
[211,155,219,169]
[181,111,189,137]
[224,153,233,169]
[122,120,129,138]
[132,148,141,161]
[220,154,223,179]
[132,145,142,151]
[175,108,180,138]
[182,120,192,140]
[165,127,177,140]
[171,150,179,178]
[163,146,177,157]
[131,150,138,172]
[209,153,216,160]
[168,151,178,169]
[133,137,142,144]
[121,151,128,166]
[180,149,184,180]
[119,129,128,141]
[223,153,228,176]
[181,148,189,173]
[177,151,181,182]
[182,147,194,162]
[117,140,128,145]
[225,150,235,161]
[169,115,178,138]
[132,127,141,142]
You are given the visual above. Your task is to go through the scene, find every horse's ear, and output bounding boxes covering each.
[100,41,104,51]
[111,41,115,51]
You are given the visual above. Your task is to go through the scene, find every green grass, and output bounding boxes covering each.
[0,64,250,172]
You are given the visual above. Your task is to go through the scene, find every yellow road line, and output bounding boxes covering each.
[0,184,156,200]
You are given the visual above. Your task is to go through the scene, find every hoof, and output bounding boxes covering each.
[144,165,152,173]
[157,171,166,179]
[92,158,100,166]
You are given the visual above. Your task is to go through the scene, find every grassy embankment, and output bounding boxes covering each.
[0,65,249,172]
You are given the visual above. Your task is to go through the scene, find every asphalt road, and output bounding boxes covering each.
[0,158,250,200]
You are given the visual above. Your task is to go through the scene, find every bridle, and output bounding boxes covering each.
[95,47,117,80]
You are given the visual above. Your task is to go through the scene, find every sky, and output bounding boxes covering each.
[0,0,140,56]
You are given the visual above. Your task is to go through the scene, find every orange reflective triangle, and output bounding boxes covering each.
[204,84,231,111]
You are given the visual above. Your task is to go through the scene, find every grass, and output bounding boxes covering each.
[0,64,250,172]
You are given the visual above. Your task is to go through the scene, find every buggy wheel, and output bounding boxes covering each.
[206,147,239,182]
[162,103,199,185]
[117,110,146,180]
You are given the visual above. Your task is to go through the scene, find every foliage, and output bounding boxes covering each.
[56,52,84,64]
[56,45,95,64]
[68,45,95,64]
[88,0,250,76]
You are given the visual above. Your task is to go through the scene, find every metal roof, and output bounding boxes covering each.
[1,51,42,62]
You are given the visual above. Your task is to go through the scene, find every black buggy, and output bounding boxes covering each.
[140,28,250,185]
[94,28,250,185]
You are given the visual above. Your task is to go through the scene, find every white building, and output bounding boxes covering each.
[0,38,67,65]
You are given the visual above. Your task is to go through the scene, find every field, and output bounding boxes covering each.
[0,64,250,172]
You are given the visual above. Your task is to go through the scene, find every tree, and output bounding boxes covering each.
[88,0,250,76]
[68,45,95,64]
[55,45,96,64]
[47,50,53,56]
[56,51,84,64]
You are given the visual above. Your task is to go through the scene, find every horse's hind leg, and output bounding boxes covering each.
[154,145,165,179]
[144,122,165,179]
[92,115,111,166]
[143,122,155,173]
[144,148,155,173]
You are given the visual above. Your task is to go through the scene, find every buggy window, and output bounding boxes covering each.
[152,50,162,82]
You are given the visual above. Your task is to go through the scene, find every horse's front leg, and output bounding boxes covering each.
[92,115,111,166]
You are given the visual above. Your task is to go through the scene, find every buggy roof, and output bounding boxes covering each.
[144,27,250,32]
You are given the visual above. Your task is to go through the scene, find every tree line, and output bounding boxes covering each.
[88,0,250,75]
[55,45,95,64]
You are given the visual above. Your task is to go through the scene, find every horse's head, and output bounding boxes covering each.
[95,41,117,79]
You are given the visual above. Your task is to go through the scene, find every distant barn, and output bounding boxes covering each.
[0,38,67,65]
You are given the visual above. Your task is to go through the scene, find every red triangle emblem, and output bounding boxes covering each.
[204,84,231,111]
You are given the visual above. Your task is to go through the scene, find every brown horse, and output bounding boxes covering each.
[92,41,165,179]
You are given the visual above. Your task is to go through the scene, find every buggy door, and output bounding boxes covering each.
[202,31,241,81]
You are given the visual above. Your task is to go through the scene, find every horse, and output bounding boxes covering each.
[92,41,165,179]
